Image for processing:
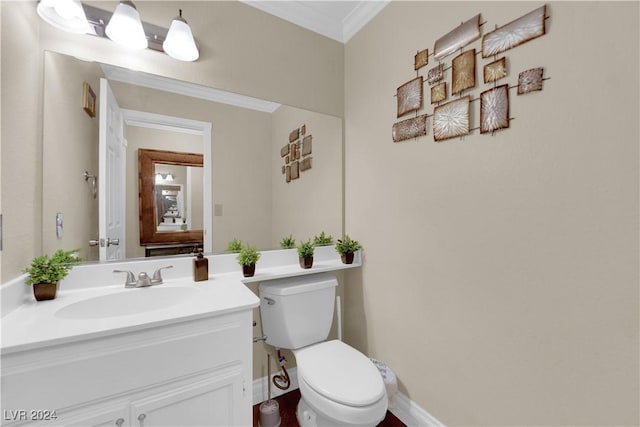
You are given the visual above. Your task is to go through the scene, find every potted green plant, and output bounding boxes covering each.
[279,235,296,249]
[226,238,243,253]
[23,249,82,301]
[297,239,315,269]
[335,235,362,264]
[237,245,261,277]
[313,231,334,246]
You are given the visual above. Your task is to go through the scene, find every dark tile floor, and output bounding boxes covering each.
[253,389,405,427]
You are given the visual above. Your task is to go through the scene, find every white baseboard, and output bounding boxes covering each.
[252,369,444,427]
[390,391,445,427]
[252,367,299,406]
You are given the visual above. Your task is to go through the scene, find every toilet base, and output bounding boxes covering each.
[296,397,380,427]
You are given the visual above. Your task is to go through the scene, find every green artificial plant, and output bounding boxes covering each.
[23,249,83,285]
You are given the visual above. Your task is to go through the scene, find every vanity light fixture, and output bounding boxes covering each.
[36,1,199,61]
[105,1,148,50]
[36,0,91,34]
[155,173,174,183]
[163,9,200,62]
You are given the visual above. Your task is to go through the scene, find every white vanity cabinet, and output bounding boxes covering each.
[1,310,253,427]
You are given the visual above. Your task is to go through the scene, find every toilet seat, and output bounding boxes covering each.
[294,340,385,406]
[294,340,388,425]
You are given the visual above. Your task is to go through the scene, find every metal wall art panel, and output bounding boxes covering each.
[480,84,510,134]
[482,5,546,58]
[517,67,544,95]
[300,157,312,172]
[452,49,476,95]
[302,135,312,156]
[431,82,447,104]
[289,128,300,143]
[414,49,429,70]
[392,114,429,143]
[280,144,290,157]
[397,76,424,118]
[427,64,444,85]
[285,165,291,183]
[291,161,300,180]
[433,96,470,142]
[434,14,481,61]
[483,57,507,83]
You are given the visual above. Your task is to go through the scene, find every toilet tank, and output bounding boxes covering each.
[259,273,337,349]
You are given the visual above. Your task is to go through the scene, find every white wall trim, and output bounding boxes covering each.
[252,368,444,427]
[252,367,299,406]
[342,1,390,43]
[101,64,281,114]
[390,392,445,427]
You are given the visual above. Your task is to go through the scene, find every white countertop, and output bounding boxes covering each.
[1,274,259,355]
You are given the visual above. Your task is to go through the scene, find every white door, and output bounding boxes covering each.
[99,78,126,261]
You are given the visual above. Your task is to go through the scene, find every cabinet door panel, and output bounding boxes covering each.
[130,368,243,426]
[60,405,128,427]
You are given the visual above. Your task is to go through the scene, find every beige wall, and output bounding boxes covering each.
[41,52,102,261]
[344,2,638,425]
[1,0,344,281]
[271,105,343,247]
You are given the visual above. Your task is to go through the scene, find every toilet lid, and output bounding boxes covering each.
[294,340,385,407]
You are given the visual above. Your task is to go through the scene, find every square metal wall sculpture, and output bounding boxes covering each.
[517,67,544,95]
[427,64,444,85]
[431,82,447,104]
[392,114,429,143]
[302,135,313,156]
[414,49,429,70]
[480,84,510,134]
[397,76,424,117]
[483,57,507,83]
[289,128,299,143]
[434,14,481,61]
[482,5,546,58]
[433,96,470,142]
[452,49,476,95]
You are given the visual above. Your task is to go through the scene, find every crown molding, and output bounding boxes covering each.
[100,64,281,114]
[342,1,390,43]
[240,1,389,44]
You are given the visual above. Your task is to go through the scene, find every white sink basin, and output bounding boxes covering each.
[55,287,197,319]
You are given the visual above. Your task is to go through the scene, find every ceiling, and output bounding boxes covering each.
[239,1,390,43]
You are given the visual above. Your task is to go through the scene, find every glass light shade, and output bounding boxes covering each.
[163,14,199,62]
[37,0,91,34]
[105,1,147,50]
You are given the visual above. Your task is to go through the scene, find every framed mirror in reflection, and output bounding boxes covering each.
[138,148,203,246]
[41,50,343,264]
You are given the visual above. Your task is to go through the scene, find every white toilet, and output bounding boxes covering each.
[259,273,388,426]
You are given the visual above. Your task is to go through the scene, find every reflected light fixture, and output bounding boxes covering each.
[163,9,199,62]
[155,173,174,183]
[36,0,91,34]
[105,0,148,50]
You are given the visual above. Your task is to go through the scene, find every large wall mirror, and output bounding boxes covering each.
[42,50,343,263]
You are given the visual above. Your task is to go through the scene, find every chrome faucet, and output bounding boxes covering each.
[114,265,173,288]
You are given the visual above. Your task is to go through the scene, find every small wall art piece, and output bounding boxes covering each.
[431,82,447,104]
[301,124,306,135]
[452,49,476,95]
[280,144,290,157]
[480,84,510,134]
[517,67,544,95]
[427,64,444,85]
[300,157,312,172]
[286,165,291,183]
[482,5,546,58]
[282,165,285,174]
[433,96,470,142]
[397,76,424,118]
[289,128,300,143]
[434,14,481,61]
[392,114,429,143]
[82,82,96,118]
[302,135,312,156]
[483,57,507,83]
[290,161,300,180]
[414,49,429,70]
